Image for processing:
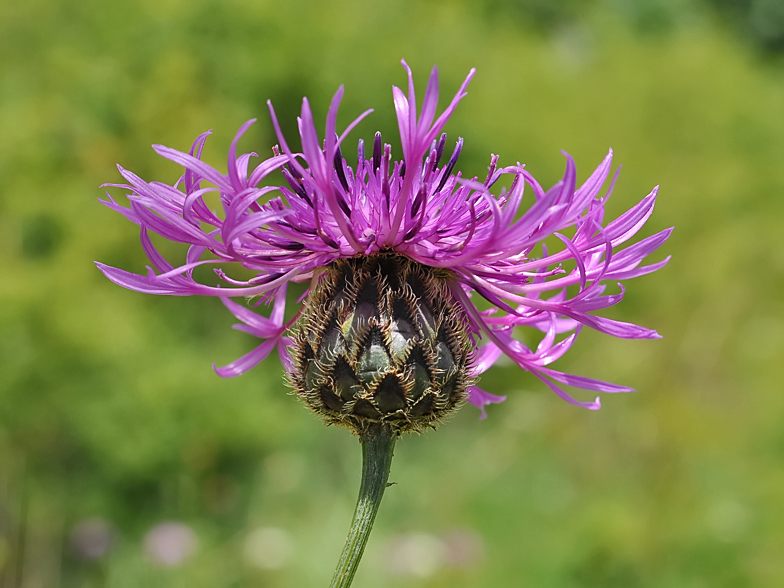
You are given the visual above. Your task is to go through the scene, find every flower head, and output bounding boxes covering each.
[97,61,671,425]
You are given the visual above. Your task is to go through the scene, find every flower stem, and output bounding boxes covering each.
[329,423,397,588]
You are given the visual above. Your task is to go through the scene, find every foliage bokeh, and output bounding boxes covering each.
[2,0,783,586]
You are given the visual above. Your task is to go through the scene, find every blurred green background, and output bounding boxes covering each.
[2,0,784,586]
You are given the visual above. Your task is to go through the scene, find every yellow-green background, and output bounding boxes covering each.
[2,0,783,586]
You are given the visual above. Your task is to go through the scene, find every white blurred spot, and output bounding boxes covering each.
[442,529,485,569]
[552,24,594,69]
[143,522,198,566]
[706,500,751,542]
[244,526,294,570]
[383,533,446,578]
[69,517,115,561]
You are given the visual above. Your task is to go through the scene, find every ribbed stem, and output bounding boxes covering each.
[329,424,397,588]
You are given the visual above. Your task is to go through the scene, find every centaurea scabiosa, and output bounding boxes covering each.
[97,61,670,587]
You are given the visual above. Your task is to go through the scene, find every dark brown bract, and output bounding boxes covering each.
[291,255,474,434]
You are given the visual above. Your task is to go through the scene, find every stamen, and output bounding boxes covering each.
[373,131,383,171]
[421,150,437,185]
[403,186,428,241]
[485,154,500,187]
[312,195,339,249]
[434,133,447,170]
[279,241,306,251]
[381,144,391,212]
[334,139,350,193]
[281,167,311,205]
[357,138,365,167]
[411,184,425,218]
[285,158,303,180]
[435,138,463,194]
[336,189,352,218]
[446,200,476,252]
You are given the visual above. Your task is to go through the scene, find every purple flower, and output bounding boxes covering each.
[97,61,671,418]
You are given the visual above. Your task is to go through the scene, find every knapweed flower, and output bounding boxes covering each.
[97,61,671,433]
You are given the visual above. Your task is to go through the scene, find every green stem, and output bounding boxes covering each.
[329,423,397,588]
